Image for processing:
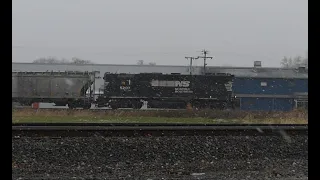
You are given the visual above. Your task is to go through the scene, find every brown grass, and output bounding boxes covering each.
[12,108,308,120]
[12,108,308,124]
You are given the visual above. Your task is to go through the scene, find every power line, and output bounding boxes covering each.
[185,56,199,75]
[197,49,213,74]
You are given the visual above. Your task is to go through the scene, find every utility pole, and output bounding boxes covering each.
[185,56,199,75]
[197,49,213,74]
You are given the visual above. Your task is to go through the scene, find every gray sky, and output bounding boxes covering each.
[12,0,307,67]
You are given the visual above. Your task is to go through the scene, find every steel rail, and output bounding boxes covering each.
[12,123,308,137]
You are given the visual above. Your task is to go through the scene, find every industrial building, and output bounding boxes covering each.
[12,61,308,111]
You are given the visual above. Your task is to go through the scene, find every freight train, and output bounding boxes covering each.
[12,71,235,110]
[12,71,96,109]
[96,72,235,109]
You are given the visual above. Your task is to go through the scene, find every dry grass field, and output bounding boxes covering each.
[12,108,308,124]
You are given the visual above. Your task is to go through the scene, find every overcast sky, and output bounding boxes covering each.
[12,0,307,67]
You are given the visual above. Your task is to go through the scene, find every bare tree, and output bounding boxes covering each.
[148,62,156,66]
[71,57,93,64]
[303,58,308,68]
[281,55,307,68]
[281,49,308,68]
[33,57,61,64]
[60,58,70,64]
[33,57,93,64]
[293,56,303,66]
[280,56,293,68]
[302,50,308,68]
[137,60,144,65]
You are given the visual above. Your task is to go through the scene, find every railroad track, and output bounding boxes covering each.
[13,123,308,179]
[12,123,308,137]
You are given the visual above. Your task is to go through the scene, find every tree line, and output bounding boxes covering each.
[136,60,156,66]
[32,57,157,65]
[33,52,307,68]
[280,50,308,68]
[32,57,93,64]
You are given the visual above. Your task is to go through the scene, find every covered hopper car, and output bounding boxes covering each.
[96,72,235,109]
[12,71,96,109]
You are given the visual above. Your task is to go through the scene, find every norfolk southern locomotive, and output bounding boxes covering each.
[96,72,235,109]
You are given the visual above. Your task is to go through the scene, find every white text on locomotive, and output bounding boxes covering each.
[151,80,190,87]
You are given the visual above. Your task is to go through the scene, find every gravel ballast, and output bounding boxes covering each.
[12,134,308,179]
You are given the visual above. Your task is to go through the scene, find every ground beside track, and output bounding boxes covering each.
[12,108,308,124]
[12,127,308,180]
[12,116,308,124]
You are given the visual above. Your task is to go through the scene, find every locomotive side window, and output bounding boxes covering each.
[120,79,132,92]
[121,79,131,86]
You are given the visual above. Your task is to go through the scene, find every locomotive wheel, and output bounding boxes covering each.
[191,102,201,110]
[68,104,75,109]
[220,102,227,110]
[209,104,216,109]
[83,104,91,109]
[110,104,118,110]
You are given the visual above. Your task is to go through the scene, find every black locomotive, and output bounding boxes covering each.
[96,72,235,109]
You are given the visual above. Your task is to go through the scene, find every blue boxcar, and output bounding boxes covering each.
[233,78,307,111]
[239,97,294,111]
[233,78,307,95]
